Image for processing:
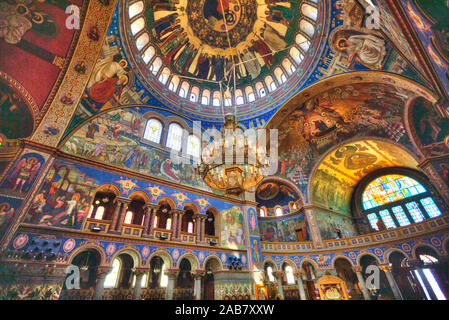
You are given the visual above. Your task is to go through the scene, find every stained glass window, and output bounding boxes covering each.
[124,211,133,224]
[166,123,183,151]
[405,202,425,223]
[420,197,442,218]
[379,209,396,229]
[367,213,380,231]
[419,254,439,265]
[391,206,411,227]
[362,175,427,210]
[186,135,200,158]
[143,118,163,143]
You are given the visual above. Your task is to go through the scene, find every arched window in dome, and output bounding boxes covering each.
[150,57,162,75]
[179,81,189,98]
[142,46,155,64]
[245,86,256,102]
[289,47,304,65]
[166,123,184,151]
[274,67,287,84]
[187,135,200,158]
[265,76,277,92]
[190,86,200,102]
[275,207,283,216]
[201,90,210,105]
[143,118,163,143]
[158,67,170,85]
[295,33,310,52]
[255,82,266,98]
[131,17,145,35]
[213,91,221,107]
[301,3,318,21]
[282,59,295,76]
[361,174,442,231]
[259,207,266,217]
[129,1,144,19]
[300,19,315,38]
[136,33,149,51]
[169,75,180,92]
[235,89,244,105]
[104,258,121,288]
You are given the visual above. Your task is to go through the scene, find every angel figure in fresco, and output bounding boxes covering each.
[87,73,128,109]
[333,29,386,70]
[0,202,15,233]
[8,156,41,193]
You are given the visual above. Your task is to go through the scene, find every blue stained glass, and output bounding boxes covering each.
[367,213,379,231]
[420,197,442,218]
[391,206,411,227]
[405,202,425,223]
[379,210,396,229]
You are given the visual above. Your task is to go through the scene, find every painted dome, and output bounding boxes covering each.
[122,0,324,119]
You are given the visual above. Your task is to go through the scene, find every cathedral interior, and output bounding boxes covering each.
[0,0,449,301]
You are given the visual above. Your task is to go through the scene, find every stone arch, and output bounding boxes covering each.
[442,236,449,255]
[331,254,354,268]
[203,254,223,271]
[183,202,200,215]
[299,257,319,271]
[262,257,278,271]
[383,247,410,263]
[68,243,106,267]
[157,196,177,209]
[356,251,381,266]
[280,257,297,272]
[412,242,441,260]
[95,183,121,197]
[129,190,151,204]
[147,249,173,269]
[176,252,200,270]
[110,246,142,268]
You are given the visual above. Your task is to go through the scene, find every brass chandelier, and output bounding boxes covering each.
[196,114,270,195]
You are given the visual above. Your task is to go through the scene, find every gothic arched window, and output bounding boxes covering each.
[143,118,163,144]
[362,174,442,231]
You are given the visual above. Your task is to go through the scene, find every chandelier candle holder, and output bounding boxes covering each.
[197,114,270,194]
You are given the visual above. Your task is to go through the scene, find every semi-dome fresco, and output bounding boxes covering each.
[1,0,449,303]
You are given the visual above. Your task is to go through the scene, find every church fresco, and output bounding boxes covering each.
[220,206,245,250]
[259,213,309,243]
[61,106,212,192]
[276,83,416,198]
[410,97,449,157]
[256,179,303,216]
[0,0,86,108]
[313,209,358,240]
[24,158,239,231]
[310,140,419,215]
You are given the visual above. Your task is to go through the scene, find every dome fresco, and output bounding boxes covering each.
[124,0,323,118]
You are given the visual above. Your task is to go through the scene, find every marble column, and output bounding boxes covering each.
[111,200,122,231]
[132,268,147,300]
[200,216,206,242]
[274,271,284,300]
[94,267,111,300]
[143,205,152,235]
[353,266,371,300]
[149,207,157,236]
[116,200,129,232]
[176,211,184,239]
[165,269,179,300]
[380,264,403,300]
[172,211,180,240]
[193,270,205,300]
[294,271,307,300]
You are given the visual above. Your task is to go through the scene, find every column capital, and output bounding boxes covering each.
[166,268,180,279]
[294,271,304,279]
[132,267,148,277]
[378,264,392,273]
[171,209,184,216]
[352,266,363,273]
[97,266,112,278]
[192,270,206,279]
[273,271,284,279]
[117,197,131,204]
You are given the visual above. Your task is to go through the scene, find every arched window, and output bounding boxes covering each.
[94,206,105,220]
[362,174,442,231]
[131,17,145,35]
[143,118,163,143]
[166,217,172,230]
[187,222,194,234]
[259,207,266,217]
[285,265,295,285]
[275,207,283,217]
[104,258,121,288]
[129,1,144,19]
[153,216,158,228]
[124,211,133,224]
[186,135,200,158]
[160,263,168,287]
[142,46,155,64]
[266,266,275,282]
[166,123,183,151]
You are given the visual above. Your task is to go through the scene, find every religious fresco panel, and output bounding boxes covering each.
[314,209,358,241]
[259,213,309,243]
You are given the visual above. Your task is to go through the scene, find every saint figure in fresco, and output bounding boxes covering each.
[8,156,41,193]
[0,202,15,233]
